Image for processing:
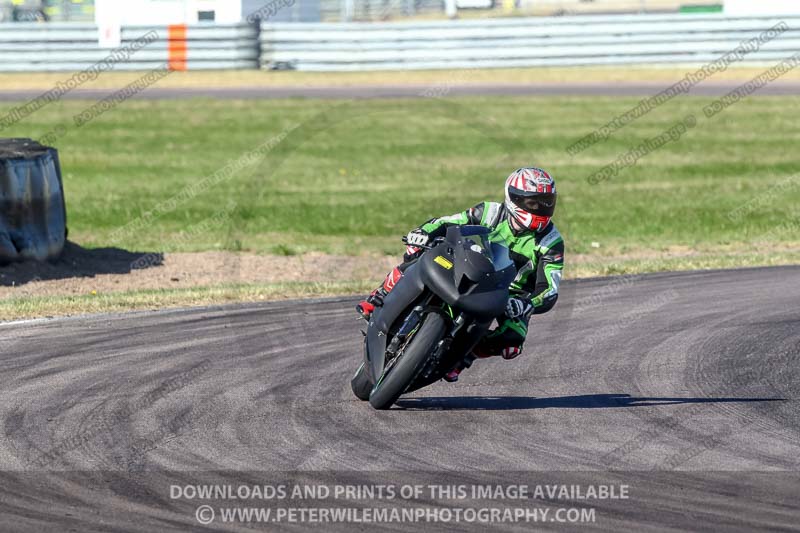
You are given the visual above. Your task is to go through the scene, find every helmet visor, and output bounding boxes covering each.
[509,189,556,217]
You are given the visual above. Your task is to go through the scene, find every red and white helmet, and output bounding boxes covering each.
[504,167,557,233]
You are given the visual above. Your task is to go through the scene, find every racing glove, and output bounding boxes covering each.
[405,229,430,247]
[505,297,533,319]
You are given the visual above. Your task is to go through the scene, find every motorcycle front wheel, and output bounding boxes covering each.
[368,313,447,410]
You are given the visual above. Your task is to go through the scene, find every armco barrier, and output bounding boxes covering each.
[2,13,800,73]
[0,22,259,72]
[0,139,67,263]
[260,13,800,70]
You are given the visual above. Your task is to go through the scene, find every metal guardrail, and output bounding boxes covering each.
[0,22,259,71]
[260,13,800,70]
[2,14,800,73]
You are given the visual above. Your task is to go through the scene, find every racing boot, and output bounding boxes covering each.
[355,286,386,320]
[443,350,483,382]
[356,267,403,320]
[443,366,463,382]
[443,343,518,382]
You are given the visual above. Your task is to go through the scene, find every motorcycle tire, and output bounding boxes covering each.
[368,313,447,410]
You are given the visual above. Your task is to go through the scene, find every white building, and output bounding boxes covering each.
[725,0,800,15]
[94,0,242,25]
[94,0,318,25]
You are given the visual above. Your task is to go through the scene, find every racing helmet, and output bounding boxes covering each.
[504,167,557,233]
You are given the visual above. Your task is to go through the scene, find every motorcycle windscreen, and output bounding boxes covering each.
[420,242,515,320]
[454,225,491,238]
[453,246,494,283]
[489,242,514,271]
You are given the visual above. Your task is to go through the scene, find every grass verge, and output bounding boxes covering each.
[1,92,799,320]
[0,95,793,256]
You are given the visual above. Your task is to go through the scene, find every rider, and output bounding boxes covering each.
[357,167,564,382]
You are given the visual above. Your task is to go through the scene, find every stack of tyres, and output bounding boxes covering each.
[0,138,67,264]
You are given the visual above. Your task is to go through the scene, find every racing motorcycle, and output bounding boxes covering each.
[351,225,517,409]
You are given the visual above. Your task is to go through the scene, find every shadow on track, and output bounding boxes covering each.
[394,394,786,411]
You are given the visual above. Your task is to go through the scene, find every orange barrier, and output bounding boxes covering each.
[167,24,187,71]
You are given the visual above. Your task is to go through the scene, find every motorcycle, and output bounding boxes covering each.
[351,225,517,409]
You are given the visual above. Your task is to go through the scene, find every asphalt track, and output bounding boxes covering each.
[0,81,800,100]
[0,266,798,531]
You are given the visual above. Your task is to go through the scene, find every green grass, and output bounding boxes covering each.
[2,94,799,259]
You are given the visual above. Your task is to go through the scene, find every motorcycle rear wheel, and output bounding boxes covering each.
[350,362,372,401]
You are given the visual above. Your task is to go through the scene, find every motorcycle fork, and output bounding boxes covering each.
[384,293,438,360]
[386,298,462,356]
[425,310,467,369]
[385,305,424,359]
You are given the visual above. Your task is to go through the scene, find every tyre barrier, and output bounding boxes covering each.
[0,138,67,264]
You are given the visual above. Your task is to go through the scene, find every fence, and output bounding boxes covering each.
[318,0,723,22]
[259,13,800,70]
[1,13,800,72]
[0,22,259,71]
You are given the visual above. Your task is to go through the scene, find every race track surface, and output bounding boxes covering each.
[1,81,800,100]
[0,266,798,531]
